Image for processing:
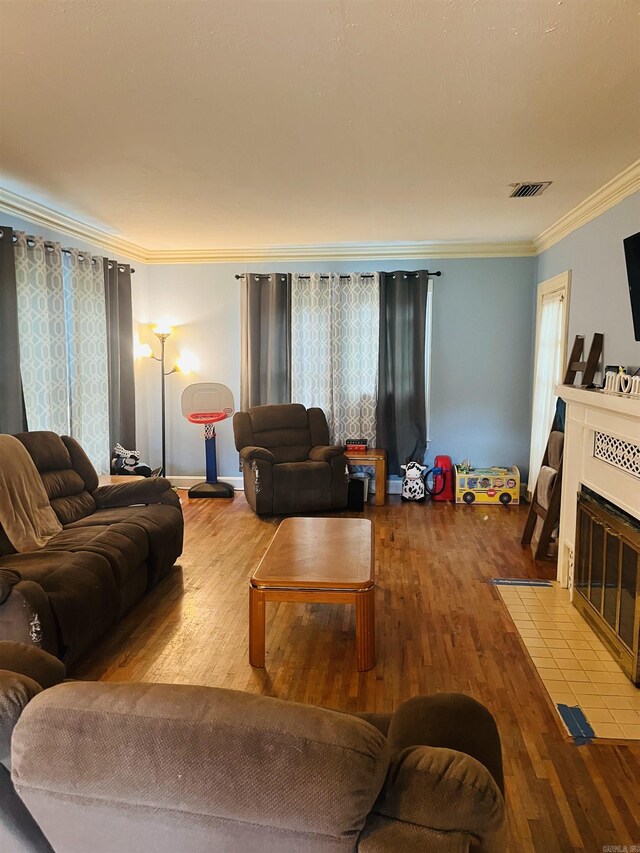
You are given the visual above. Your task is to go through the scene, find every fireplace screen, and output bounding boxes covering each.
[574,488,640,684]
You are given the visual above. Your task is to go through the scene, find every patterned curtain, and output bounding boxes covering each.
[13,234,110,472]
[14,234,69,436]
[62,249,110,470]
[291,273,379,444]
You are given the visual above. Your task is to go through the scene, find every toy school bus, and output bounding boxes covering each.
[454,465,520,505]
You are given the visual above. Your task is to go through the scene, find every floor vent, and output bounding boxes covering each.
[509,181,552,197]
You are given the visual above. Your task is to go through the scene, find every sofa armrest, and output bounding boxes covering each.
[371,745,506,852]
[0,642,65,688]
[93,477,179,510]
[387,693,504,795]
[240,446,276,464]
[309,445,345,462]
[0,577,59,658]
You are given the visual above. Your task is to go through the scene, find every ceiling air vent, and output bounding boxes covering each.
[509,181,552,198]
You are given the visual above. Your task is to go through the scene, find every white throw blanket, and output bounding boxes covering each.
[0,434,62,552]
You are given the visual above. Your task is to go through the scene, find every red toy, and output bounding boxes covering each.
[432,455,454,502]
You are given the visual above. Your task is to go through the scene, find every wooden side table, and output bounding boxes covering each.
[344,447,387,506]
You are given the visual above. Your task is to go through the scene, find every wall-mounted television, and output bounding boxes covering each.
[624,230,640,342]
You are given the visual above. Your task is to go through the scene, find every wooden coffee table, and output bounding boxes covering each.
[249,517,375,671]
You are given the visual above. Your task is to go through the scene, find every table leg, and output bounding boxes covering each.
[374,457,386,506]
[355,586,376,671]
[249,584,266,667]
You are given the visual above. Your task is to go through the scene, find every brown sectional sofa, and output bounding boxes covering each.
[0,641,506,853]
[0,432,183,665]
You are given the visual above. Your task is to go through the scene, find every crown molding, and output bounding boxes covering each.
[5,162,638,265]
[0,186,536,262]
[0,187,149,262]
[534,159,640,254]
[143,240,536,264]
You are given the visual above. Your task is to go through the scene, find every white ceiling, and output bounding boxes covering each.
[0,0,638,252]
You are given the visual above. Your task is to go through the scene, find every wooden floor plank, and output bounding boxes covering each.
[73,492,640,851]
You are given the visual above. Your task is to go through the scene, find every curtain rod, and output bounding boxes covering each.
[0,230,136,273]
[235,271,441,280]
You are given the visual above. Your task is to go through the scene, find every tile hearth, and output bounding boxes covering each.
[498,581,640,741]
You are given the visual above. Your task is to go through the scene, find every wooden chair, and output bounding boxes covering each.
[522,333,603,560]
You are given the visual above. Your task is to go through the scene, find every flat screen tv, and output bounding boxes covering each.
[624,230,640,341]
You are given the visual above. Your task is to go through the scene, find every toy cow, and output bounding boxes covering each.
[401,461,427,502]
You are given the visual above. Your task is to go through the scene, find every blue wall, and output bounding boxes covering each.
[429,258,536,476]
[536,192,640,368]
[142,257,536,480]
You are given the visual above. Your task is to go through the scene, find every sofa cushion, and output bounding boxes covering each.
[13,432,71,473]
[65,505,183,585]
[248,404,312,464]
[0,551,119,663]
[46,524,148,588]
[274,461,331,491]
[250,403,309,433]
[14,432,96,525]
[273,462,332,513]
[60,436,99,492]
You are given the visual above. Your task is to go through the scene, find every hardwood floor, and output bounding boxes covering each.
[74,493,640,852]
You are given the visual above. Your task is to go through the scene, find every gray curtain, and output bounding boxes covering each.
[240,272,291,410]
[104,259,136,450]
[376,270,429,475]
[0,227,27,434]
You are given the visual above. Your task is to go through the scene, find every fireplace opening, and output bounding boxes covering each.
[574,487,640,685]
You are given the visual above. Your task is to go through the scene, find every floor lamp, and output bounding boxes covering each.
[147,325,179,477]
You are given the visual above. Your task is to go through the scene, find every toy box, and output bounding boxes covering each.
[454,465,520,505]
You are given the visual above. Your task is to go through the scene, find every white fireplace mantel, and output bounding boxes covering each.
[556,385,640,590]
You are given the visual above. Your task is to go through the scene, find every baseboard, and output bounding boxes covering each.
[169,475,401,495]
[385,479,402,495]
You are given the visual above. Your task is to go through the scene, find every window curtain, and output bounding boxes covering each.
[0,227,27,433]
[528,292,565,494]
[376,270,429,476]
[13,233,110,472]
[14,233,70,436]
[62,249,110,470]
[291,273,379,444]
[240,272,291,410]
[104,259,136,450]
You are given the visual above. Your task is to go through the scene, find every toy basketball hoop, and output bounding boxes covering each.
[181,383,235,499]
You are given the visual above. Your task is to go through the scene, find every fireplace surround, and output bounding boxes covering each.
[557,385,640,685]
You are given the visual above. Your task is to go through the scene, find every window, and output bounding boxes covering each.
[528,272,571,495]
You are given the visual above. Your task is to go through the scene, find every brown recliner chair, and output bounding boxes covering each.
[233,404,349,515]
